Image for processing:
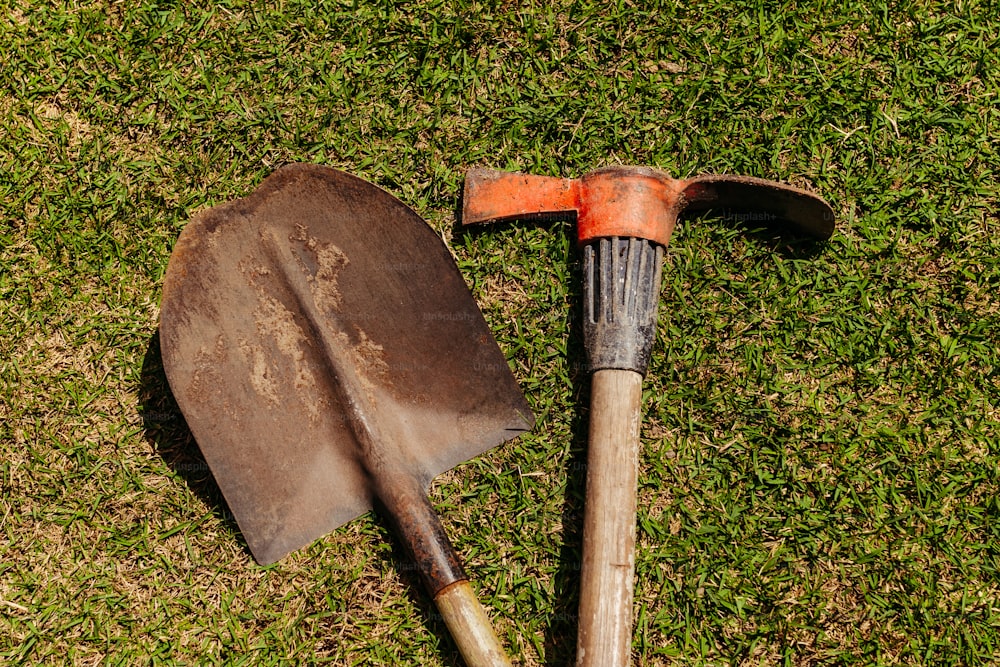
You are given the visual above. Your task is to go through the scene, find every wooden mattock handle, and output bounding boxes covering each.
[576,236,664,666]
[576,368,644,667]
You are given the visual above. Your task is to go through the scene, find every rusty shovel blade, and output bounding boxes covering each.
[159,164,533,566]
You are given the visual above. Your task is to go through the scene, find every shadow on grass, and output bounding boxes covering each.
[547,337,591,667]
[452,211,591,666]
[137,330,247,551]
[681,209,836,261]
[543,249,597,667]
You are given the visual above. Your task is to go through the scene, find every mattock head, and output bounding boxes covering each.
[461,165,835,244]
[460,166,835,376]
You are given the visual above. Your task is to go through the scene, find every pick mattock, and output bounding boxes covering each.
[461,165,835,666]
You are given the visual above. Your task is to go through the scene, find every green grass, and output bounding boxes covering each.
[2,0,999,664]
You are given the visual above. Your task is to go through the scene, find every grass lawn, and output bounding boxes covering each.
[2,1,999,664]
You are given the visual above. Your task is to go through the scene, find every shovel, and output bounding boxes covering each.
[159,163,533,666]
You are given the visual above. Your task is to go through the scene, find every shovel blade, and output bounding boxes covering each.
[160,164,532,564]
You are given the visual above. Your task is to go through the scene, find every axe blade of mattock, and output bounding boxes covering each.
[461,165,835,667]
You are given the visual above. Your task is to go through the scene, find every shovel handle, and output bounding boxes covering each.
[380,479,512,667]
[435,580,513,667]
[577,368,644,667]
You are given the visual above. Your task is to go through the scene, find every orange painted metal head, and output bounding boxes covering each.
[461,166,835,246]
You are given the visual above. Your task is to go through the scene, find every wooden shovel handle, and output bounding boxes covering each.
[577,368,644,667]
[379,479,512,667]
[435,580,512,667]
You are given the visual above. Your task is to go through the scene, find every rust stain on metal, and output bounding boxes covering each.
[289,222,349,313]
[188,334,227,408]
[243,294,319,415]
[345,327,390,402]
